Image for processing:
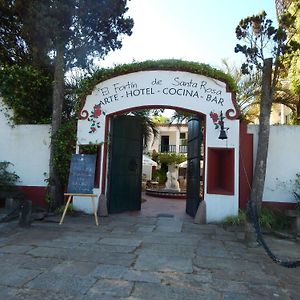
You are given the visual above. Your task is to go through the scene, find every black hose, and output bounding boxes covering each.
[247,201,300,268]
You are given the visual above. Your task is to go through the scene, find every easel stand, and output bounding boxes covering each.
[59,193,99,226]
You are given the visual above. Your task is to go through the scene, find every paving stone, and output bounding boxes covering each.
[0,244,34,254]
[247,282,291,299]
[99,237,142,247]
[211,268,279,286]
[93,264,128,279]
[25,272,96,294]
[6,228,62,245]
[186,223,217,234]
[193,255,262,272]
[1,214,300,299]
[285,283,300,300]
[20,257,63,270]
[85,243,138,253]
[222,291,260,300]
[209,278,251,294]
[0,286,19,300]
[0,267,41,287]
[160,272,212,288]
[93,264,161,284]
[124,269,162,284]
[87,278,133,298]
[54,234,101,244]
[143,234,199,246]
[52,260,97,276]
[155,218,183,232]
[136,225,155,232]
[137,243,195,258]
[131,282,222,300]
[0,253,32,267]
[134,253,193,273]
[196,244,231,258]
[262,261,300,286]
[8,288,74,300]
[37,240,83,249]
[27,246,136,266]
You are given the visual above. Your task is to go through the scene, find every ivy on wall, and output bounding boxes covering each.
[75,59,237,112]
[0,65,52,124]
[51,119,77,186]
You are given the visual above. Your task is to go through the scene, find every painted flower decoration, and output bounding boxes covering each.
[210,111,220,129]
[92,104,102,118]
[88,104,106,133]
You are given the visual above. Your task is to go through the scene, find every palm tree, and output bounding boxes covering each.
[128,110,159,149]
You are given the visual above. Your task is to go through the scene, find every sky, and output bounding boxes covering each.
[100,0,278,70]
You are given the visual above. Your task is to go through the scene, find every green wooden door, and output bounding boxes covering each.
[186,117,202,217]
[107,115,143,213]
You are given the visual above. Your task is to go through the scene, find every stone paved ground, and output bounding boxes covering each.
[0,214,300,299]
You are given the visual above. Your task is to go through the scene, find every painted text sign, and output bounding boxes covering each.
[67,154,96,194]
[77,71,238,144]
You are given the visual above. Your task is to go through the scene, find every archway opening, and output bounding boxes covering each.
[104,106,206,219]
[75,63,240,222]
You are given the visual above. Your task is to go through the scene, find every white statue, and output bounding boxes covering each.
[165,169,180,192]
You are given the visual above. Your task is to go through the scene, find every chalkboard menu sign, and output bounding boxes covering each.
[67,154,97,194]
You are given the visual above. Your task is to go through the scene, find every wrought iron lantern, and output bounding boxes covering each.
[218,111,228,140]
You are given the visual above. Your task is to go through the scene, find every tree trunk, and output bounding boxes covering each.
[48,42,65,211]
[250,58,273,210]
[296,100,300,125]
[245,58,273,246]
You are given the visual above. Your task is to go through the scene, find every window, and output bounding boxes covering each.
[180,132,186,139]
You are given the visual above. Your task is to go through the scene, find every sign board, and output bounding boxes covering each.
[77,70,239,145]
[67,154,96,194]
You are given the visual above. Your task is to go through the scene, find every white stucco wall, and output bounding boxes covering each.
[0,99,50,186]
[248,125,300,204]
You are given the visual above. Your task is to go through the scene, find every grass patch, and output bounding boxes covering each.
[224,208,292,231]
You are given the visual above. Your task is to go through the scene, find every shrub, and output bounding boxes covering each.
[0,161,20,193]
[224,208,292,230]
[225,210,247,226]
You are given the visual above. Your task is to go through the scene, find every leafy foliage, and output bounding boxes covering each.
[235,11,288,74]
[221,59,261,122]
[75,59,237,110]
[156,153,186,166]
[128,110,159,149]
[225,210,247,226]
[0,65,52,124]
[152,169,167,184]
[225,208,292,230]
[0,162,20,193]
[292,173,300,210]
[51,120,77,185]
[234,10,300,211]
[281,1,300,123]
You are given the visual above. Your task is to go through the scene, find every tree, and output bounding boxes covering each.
[221,59,261,122]
[1,1,134,209]
[0,1,54,123]
[279,1,300,123]
[235,11,299,212]
[47,0,134,209]
[128,110,159,149]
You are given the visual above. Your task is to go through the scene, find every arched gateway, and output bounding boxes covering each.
[75,60,241,222]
